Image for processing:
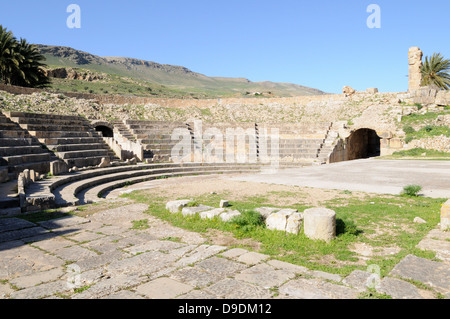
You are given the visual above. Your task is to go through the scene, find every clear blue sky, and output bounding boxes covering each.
[1,0,449,94]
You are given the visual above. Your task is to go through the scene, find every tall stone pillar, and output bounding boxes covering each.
[408,47,423,91]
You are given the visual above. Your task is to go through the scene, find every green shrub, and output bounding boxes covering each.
[403,125,415,134]
[424,125,434,132]
[402,185,422,197]
[230,211,264,232]
[414,103,423,110]
[404,136,414,144]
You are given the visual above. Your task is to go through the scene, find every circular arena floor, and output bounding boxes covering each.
[229,159,450,199]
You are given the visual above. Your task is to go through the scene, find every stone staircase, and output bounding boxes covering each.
[261,122,333,165]
[0,112,57,180]
[125,120,189,162]
[5,112,118,169]
[112,120,136,142]
[317,123,339,163]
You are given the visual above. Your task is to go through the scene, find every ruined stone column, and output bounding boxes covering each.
[408,47,423,91]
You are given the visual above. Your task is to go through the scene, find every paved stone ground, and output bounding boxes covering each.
[230,159,450,198]
[0,201,448,299]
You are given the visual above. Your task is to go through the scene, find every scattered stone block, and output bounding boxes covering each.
[254,207,280,220]
[286,213,303,235]
[30,170,36,182]
[219,210,241,222]
[343,86,356,96]
[23,169,30,182]
[441,199,450,231]
[181,205,213,217]
[265,209,297,232]
[165,199,192,213]
[366,88,379,94]
[219,200,229,208]
[413,217,427,224]
[199,208,226,220]
[303,207,336,243]
[98,157,111,168]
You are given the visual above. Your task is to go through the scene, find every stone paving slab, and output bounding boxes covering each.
[279,278,360,299]
[0,203,449,300]
[235,263,296,289]
[37,215,91,230]
[0,218,36,233]
[390,254,450,294]
[378,277,434,299]
[135,277,194,299]
[0,226,49,243]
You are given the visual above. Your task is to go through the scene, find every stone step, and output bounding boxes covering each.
[125,120,186,126]
[279,154,318,159]
[5,111,85,121]
[20,124,91,132]
[57,149,109,160]
[135,134,177,140]
[8,160,52,176]
[128,124,187,134]
[140,138,186,145]
[39,137,105,145]
[52,164,262,207]
[64,156,108,168]
[0,197,19,209]
[30,131,99,138]
[9,117,90,127]
[0,138,38,147]
[0,123,20,130]
[81,168,261,205]
[133,131,185,137]
[0,130,31,139]
[0,145,49,156]
[50,143,109,152]
[3,153,53,166]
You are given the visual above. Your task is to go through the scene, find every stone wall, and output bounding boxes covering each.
[409,136,450,152]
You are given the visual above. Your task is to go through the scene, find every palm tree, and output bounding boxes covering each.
[0,25,49,87]
[421,52,450,90]
[12,39,50,88]
[0,25,21,85]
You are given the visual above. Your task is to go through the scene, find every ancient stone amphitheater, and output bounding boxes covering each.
[1,82,449,216]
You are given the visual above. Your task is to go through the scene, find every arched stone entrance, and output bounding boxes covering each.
[91,121,114,138]
[95,125,114,137]
[346,129,381,160]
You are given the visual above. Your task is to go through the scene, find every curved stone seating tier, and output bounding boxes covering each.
[78,167,259,206]
[24,162,264,212]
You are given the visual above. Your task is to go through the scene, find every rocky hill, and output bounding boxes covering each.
[37,44,325,98]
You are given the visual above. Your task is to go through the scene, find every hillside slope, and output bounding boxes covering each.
[37,44,325,98]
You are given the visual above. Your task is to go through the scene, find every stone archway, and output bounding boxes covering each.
[95,125,114,137]
[346,128,381,160]
[92,121,114,138]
